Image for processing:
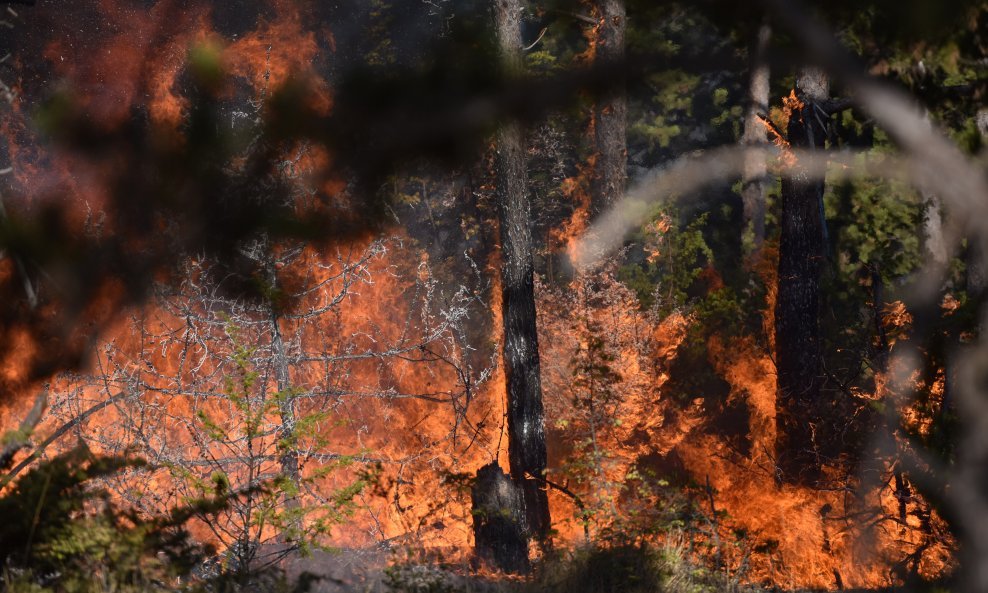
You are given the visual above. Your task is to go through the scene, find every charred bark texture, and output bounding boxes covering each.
[471,462,530,574]
[741,21,771,250]
[776,68,829,484]
[497,121,551,543]
[589,0,627,216]
[491,0,551,545]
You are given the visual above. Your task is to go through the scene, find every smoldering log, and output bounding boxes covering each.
[471,462,529,574]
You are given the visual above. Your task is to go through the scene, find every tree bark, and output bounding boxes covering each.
[968,108,988,296]
[923,192,948,268]
[741,21,771,251]
[775,68,829,483]
[917,110,949,270]
[589,0,627,217]
[471,462,530,574]
[491,0,551,546]
[266,257,302,542]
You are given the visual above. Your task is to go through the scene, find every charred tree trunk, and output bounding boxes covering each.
[589,0,627,217]
[471,462,530,574]
[491,0,551,548]
[775,68,830,484]
[741,21,771,251]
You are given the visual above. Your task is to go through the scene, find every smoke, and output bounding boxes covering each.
[573,145,975,272]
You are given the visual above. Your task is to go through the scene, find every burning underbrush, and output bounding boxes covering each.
[0,1,969,591]
[0,212,960,591]
[531,247,955,590]
[0,203,957,591]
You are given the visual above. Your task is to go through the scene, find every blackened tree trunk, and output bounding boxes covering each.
[472,462,530,573]
[589,0,627,216]
[492,0,551,546]
[775,68,829,483]
[741,21,771,251]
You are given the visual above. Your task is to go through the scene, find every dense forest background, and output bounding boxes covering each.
[1,0,987,591]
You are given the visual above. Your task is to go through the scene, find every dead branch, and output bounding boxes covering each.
[1,390,129,487]
[0,388,47,471]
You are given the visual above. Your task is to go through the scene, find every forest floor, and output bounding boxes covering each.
[256,546,909,593]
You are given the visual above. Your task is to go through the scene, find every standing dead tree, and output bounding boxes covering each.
[44,233,490,570]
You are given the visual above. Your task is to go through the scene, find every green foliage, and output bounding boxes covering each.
[549,292,629,537]
[531,538,745,593]
[537,544,669,593]
[1,425,34,448]
[826,176,923,278]
[619,210,713,313]
[364,0,399,68]
[168,321,377,573]
[817,144,928,407]
[385,537,763,593]
[525,50,559,72]
[0,446,208,593]
[623,5,744,166]
[384,563,463,593]
[187,41,226,90]
[951,114,986,156]
[630,70,697,151]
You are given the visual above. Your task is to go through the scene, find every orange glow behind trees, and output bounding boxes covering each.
[0,0,979,589]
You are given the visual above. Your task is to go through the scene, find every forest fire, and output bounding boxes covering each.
[1,1,985,592]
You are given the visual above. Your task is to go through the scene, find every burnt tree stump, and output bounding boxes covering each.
[471,462,529,574]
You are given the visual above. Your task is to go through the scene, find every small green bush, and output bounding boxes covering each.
[0,445,208,593]
[536,544,668,593]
